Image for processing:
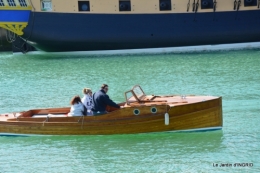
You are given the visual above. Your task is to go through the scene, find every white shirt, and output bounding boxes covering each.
[82,94,93,116]
[82,94,93,110]
[68,103,84,116]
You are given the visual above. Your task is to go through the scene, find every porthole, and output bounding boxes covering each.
[201,0,213,9]
[151,107,157,114]
[202,1,208,6]
[159,0,171,11]
[119,0,131,11]
[78,1,90,12]
[244,0,257,6]
[41,0,52,11]
[133,109,140,115]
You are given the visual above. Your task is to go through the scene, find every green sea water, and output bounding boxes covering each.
[0,50,259,172]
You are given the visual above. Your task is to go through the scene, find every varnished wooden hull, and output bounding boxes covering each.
[0,97,222,136]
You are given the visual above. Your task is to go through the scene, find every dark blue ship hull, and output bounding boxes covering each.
[0,28,12,51]
[21,10,260,52]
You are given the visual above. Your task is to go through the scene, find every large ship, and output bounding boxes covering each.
[1,0,260,53]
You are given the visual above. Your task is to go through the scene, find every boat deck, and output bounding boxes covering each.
[0,113,21,121]
[128,95,218,107]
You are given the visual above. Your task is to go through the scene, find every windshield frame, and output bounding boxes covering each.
[132,85,145,100]
[124,85,146,105]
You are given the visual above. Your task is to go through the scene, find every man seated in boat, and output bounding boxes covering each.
[91,84,120,116]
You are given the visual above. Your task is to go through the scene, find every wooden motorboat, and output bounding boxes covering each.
[0,85,222,136]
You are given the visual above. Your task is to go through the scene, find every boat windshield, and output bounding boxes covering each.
[125,85,146,104]
[125,91,137,104]
[132,85,145,100]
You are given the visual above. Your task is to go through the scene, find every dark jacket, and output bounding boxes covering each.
[91,90,120,112]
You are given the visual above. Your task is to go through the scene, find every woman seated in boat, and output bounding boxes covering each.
[68,95,87,116]
[81,88,93,116]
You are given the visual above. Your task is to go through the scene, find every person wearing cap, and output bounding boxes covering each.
[81,88,93,116]
[91,84,120,116]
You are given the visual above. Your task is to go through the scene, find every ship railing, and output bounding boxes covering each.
[0,0,31,10]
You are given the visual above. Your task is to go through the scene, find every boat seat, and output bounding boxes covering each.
[32,114,67,118]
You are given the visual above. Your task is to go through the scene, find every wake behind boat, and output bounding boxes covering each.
[0,85,222,136]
